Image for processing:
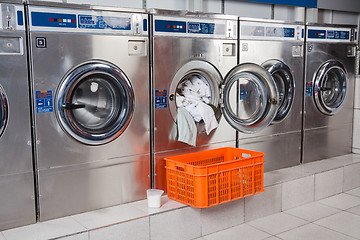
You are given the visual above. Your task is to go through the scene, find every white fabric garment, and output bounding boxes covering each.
[196,101,218,135]
[176,107,197,146]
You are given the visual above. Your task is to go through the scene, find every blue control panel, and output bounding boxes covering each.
[78,15,131,30]
[188,22,215,34]
[31,12,76,28]
[266,27,295,37]
[17,11,24,26]
[155,20,186,33]
[308,29,350,40]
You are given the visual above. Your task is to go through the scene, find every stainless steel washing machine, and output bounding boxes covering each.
[150,10,279,190]
[303,23,357,163]
[237,18,304,172]
[0,0,36,230]
[27,1,150,221]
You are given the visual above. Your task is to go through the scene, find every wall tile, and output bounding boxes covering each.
[315,168,343,200]
[282,175,315,210]
[343,163,360,191]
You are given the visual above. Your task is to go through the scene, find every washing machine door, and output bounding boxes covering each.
[168,60,222,133]
[221,63,279,133]
[0,85,8,138]
[262,60,295,123]
[56,60,135,145]
[313,60,348,116]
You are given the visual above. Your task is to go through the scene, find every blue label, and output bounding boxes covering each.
[143,19,147,31]
[308,29,326,39]
[78,15,131,30]
[305,81,313,97]
[242,0,317,8]
[327,30,349,40]
[188,22,215,34]
[302,29,304,38]
[155,89,167,109]
[17,11,24,26]
[240,84,249,100]
[31,12,76,28]
[155,20,186,33]
[36,90,53,113]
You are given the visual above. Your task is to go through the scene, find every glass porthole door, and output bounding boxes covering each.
[0,84,8,138]
[313,60,348,116]
[56,60,135,145]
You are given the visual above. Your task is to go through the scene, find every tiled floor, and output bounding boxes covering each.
[197,187,360,240]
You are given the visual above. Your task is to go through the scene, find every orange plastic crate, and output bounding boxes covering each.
[165,147,265,208]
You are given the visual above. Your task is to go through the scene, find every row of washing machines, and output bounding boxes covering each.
[0,0,357,230]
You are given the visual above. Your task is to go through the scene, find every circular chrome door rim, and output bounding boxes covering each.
[169,60,222,124]
[313,61,348,116]
[56,60,135,145]
[221,63,279,134]
[262,59,295,124]
[0,84,8,138]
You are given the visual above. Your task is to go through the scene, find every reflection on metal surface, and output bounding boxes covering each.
[56,60,135,145]
[0,84,8,138]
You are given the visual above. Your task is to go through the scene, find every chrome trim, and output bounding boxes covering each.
[262,59,295,124]
[222,63,279,133]
[313,60,348,116]
[56,60,135,145]
[0,84,8,138]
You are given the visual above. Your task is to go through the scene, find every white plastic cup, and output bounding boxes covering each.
[147,189,164,208]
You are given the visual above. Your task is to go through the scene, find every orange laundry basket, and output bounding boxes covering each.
[165,147,265,208]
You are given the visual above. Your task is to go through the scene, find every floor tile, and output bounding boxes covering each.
[318,193,360,210]
[284,202,341,222]
[2,217,86,240]
[277,223,356,240]
[315,211,360,239]
[54,232,88,240]
[72,204,148,230]
[193,238,207,240]
[0,233,5,240]
[247,212,308,235]
[346,205,360,216]
[346,187,360,197]
[129,196,186,215]
[264,237,282,240]
[203,224,270,240]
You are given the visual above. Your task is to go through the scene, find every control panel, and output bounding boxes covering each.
[240,22,303,41]
[0,3,25,31]
[153,16,237,39]
[29,6,148,35]
[307,27,356,42]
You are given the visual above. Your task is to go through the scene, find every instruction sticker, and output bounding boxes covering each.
[36,90,53,113]
[305,81,313,97]
[240,84,249,100]
[155,89,167,109]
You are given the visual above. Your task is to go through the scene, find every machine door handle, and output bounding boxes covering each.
[61,103,86,110]
[320,87,332,91]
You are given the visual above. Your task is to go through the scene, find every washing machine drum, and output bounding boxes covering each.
[313,60,348,116]
[0,84,8,138]
[56,60,135,145]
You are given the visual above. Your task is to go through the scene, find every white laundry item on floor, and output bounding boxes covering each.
[184,103,202,122]
[176,107,197,146]
[196,101,218,135]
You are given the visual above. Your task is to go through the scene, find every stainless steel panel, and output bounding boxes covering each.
[238,40,304,137]
[0,172,36,230]
[237,132,301,172]
[303,124,352,163]
[38,154,150,221]
[154,141,236,191]
[30,33,150,169]
[304,42,355,130]
[153,36,237,153]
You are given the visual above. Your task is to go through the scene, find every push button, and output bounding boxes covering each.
[36,37,46,48]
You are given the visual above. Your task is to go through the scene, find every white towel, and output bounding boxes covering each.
[176,107,197,146]
[196,101,219,135]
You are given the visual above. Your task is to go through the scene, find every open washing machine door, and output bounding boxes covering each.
[221,63,279,133]
[56,60,135,145]
[0,84,8,138]
[262,60,295,123]
[313,60,348,116]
